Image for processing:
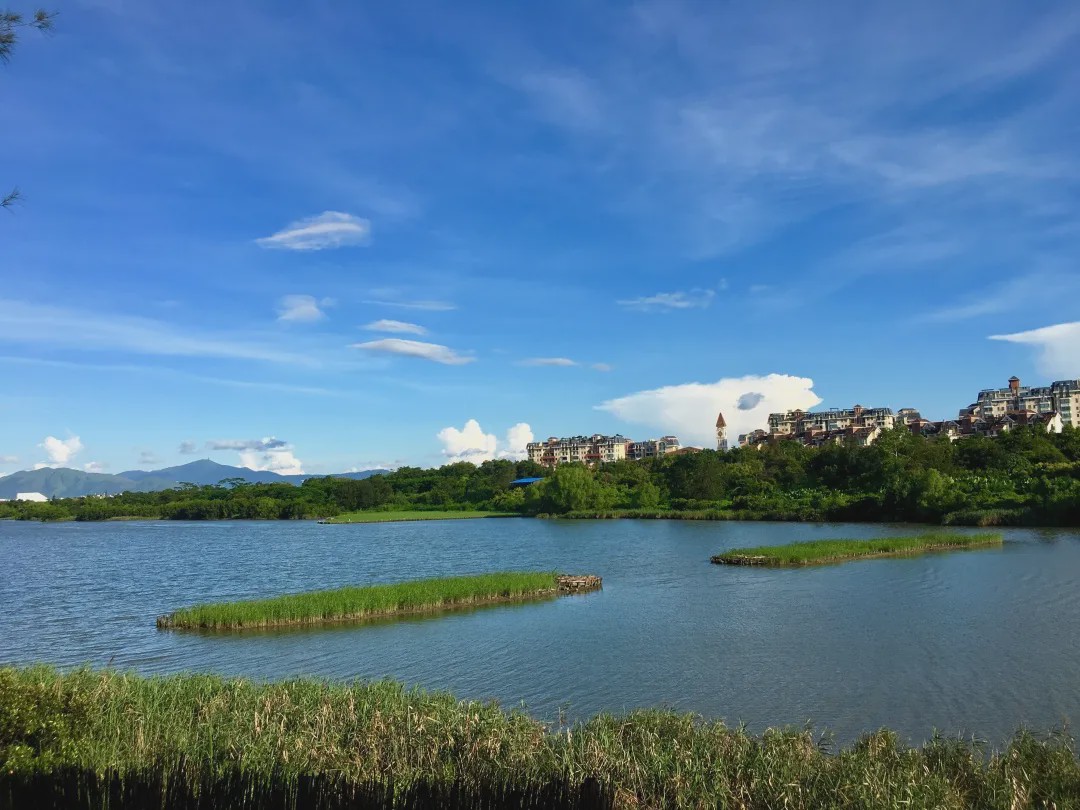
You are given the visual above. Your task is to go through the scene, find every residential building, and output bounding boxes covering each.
[961,376,1080,429]
[527,433,682,467]
[629,436,681,460]
[743,405,922,448]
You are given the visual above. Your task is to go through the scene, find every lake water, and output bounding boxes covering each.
[2,518,1079,745]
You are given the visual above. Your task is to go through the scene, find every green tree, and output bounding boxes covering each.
[2,8,54,208]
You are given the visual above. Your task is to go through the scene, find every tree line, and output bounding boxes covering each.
[3,427,1080,526]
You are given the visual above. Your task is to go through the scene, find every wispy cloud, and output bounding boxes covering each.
[178,441,197,454]
[519,357,578,367]
[351,338,475,365]
[0,455,18,465]
[256,211,371,250]
[0,300,314,365]
[616,289,715,312]
[363,319,428,335]
[363,299,457,312]
[138,451,159,466]
[277,294,334,323]
[207,438,288,452]
[990,322,1080,378]
[83,461,107,473]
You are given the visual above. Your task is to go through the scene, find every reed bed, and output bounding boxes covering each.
[712,531,1003,567]
[2,667,1078,809]
[157,572,563,630]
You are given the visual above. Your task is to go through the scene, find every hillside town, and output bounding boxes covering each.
[525,376,1080,468]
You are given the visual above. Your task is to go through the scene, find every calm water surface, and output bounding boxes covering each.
[2,518,1078,744]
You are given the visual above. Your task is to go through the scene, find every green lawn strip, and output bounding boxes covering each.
[323,510,517,524]
[2,666,1078,809]
[712,531,1003,566]
[158,571,564,630]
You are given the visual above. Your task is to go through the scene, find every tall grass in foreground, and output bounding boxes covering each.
[2,667,1078,809]
[159,572,561,630]
[712,531,1003,566]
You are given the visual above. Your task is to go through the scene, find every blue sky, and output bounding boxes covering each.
[2,0,1079,475]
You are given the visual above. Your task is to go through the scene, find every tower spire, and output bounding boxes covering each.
[716,412,728,451]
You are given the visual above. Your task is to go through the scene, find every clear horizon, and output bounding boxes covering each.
[3,1,1078,476]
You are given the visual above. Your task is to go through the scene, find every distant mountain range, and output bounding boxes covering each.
[0,460,385,500]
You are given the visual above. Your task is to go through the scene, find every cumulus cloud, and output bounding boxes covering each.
[256,211,371,250]
[362,299,457,311]
[178,440,197,454]
[35,435,83,469]
[990,322,1080,378]
[238,446,304,476]
[351,338,474,365]
[0,455,18,465]
[83,461,106,473]
[616,289,716,312]
[206,436,303,475]
[363,319,428,335]
[277,294,335,323]
[597,374,822,447]
[437,420,534,464]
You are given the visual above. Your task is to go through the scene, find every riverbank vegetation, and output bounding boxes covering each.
[712,531,1003,566]
[157,572,568,630]
[2,667,1078,809]
[323,509,516,523]
[3,427,1080,526]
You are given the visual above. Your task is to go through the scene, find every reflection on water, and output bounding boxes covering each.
[2,518,1079,744]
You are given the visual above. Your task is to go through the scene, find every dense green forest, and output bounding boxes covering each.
[3,427,1080,526]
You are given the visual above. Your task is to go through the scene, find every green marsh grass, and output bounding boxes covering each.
[323,510,516,524]
[712,531,1003,566]
[1,667,1078,809]
[158,571,562,630]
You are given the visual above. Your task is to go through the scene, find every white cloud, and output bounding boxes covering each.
[238,446,304,476]
[83,461,106,474]
[351,338,474,365]
[990,322,1080,378]
[277,294,334,323]
[591,363,614,372]
[0,299,313,365]
[363,319,428,336]
[438,419,498,463]
[256,211,371,251]
[436,420,534,464]
[362,299,457,311]
[597,374,822,447]
[0,455,18,465]
[209,436,304,475]
[501,423,534,461]
[520,357,578,367]
[35,435,83,469]
[138,451,160,466]
[616,289,716,312]
[178,440,197,454]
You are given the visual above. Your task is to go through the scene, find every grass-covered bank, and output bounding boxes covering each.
[712,531,1003,566]
[157,572,586,630]
[2,667,1079,810]
[322,509,516,524]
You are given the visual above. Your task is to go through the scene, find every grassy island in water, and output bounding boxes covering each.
[322,509,516,524]
[157,571,601,630]
[1,667,1078,809]
[712,531,1003,567]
